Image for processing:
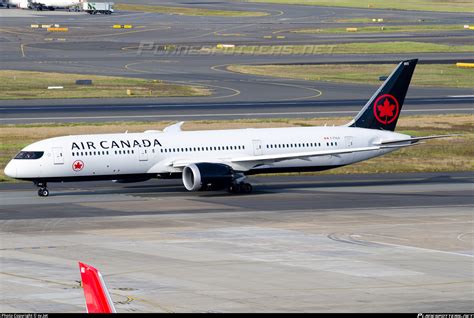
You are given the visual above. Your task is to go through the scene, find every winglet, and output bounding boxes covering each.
[163,121,185,133]
[78,262,116,313]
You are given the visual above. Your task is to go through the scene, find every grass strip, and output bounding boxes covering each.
[115,4,268,17]
[226,63,474,89]
[291,24,466,34]
[212,42,474,55]
[0,70,210,100]
[245,0,474,13]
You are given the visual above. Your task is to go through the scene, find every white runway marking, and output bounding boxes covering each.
[371,240,474,258]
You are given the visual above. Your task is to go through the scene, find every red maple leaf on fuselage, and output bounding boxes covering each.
[74,161,83,170]
[377,98,395,118]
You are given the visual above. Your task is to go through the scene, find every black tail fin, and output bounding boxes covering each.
[348,59,417,131]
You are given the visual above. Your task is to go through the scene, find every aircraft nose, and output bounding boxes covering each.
[4,161,17,178]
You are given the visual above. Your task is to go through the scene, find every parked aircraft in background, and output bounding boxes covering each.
[6,0,81,10]
[4,59,453,197]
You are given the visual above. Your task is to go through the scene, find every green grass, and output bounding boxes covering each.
[244,0,474,13]
[115,3,269,16]
[212,41,474,55]
[227,63,474,88]
[0,70,211,100]
[1,115,472,182]
[291,24,467,34]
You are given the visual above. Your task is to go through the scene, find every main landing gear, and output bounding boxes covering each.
[228,182,253,194]
[227,174,253,194]
[35,182,49,197]
[227,176,253,194]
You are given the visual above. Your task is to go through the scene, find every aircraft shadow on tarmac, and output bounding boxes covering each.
[46,174,470,197]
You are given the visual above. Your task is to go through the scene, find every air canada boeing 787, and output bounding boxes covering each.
[4,59,452,196]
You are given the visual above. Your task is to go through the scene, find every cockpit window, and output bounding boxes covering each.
[14,151,44,160]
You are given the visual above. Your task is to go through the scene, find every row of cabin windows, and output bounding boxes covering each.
[266,141,338,149]
[160,145,245,153]
[71,142,340,157]
[72,150,136,156]
[72,145,246,156]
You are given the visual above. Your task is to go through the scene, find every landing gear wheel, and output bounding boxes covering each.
[38,188,49,197]
[35,182,49,197]
[241,183,253,194]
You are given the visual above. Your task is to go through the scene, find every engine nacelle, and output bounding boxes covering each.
[182,163,234,191]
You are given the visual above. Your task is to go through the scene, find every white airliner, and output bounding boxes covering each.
[4,59,452,197]
[6,0,81,10]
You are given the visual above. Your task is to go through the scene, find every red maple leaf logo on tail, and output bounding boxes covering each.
[373,94,399,124]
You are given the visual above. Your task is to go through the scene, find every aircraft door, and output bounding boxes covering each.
[345,136,353,148]
[253,140,263,156]
[344,136,354,162]
[52,147,64,165]
[139,148,148,161]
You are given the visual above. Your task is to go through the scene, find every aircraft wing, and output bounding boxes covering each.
[170,145,389,168]
[169,135,456,169]
[78,262,116,313]
[230,146,382,163]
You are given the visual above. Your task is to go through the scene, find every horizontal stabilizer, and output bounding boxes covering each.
[375,134,458,145]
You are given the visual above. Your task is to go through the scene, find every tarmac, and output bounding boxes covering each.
[0,172,473,312]
[0,1,473,123]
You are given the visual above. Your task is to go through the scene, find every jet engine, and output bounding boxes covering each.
[182,163,234,191]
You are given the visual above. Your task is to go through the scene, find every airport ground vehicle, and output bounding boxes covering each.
[82,1,113,14]
[7,0,80,10]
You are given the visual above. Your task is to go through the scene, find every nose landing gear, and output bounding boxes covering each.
[35,182,49,197]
